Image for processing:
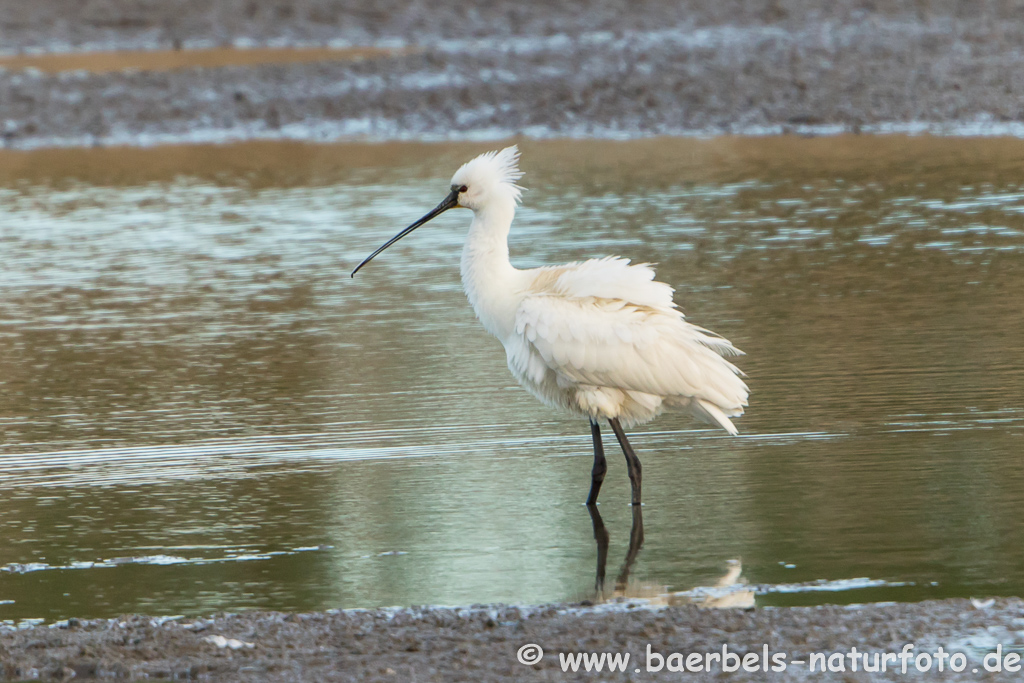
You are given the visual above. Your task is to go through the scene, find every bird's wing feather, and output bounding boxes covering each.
[514,258,748,412]
[551,256,676,309]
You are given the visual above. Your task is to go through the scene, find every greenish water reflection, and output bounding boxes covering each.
[0,137,1023,622]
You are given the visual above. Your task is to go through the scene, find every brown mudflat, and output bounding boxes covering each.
[0,45,400,74]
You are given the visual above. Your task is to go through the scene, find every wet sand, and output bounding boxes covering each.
[3,1,1024,147]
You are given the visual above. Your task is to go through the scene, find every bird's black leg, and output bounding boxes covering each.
[585,419,607,506]
[586,503,610,594]
[608,418,642,505]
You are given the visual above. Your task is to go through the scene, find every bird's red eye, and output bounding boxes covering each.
[459,185,468,193]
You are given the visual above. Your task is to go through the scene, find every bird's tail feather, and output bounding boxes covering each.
[695,399,739,436]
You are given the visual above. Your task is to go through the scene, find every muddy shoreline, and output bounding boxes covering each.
[3,2,1024,148]
[2,599,1023,682]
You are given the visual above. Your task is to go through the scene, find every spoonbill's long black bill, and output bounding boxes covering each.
[351,188,460,277]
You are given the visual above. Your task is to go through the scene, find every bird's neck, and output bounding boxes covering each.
[460,200,522,340]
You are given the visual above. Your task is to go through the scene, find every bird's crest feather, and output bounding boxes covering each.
[452,145,525,202]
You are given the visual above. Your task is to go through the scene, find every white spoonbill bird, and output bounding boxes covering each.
[352,146,748,505]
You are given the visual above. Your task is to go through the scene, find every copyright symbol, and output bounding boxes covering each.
[517,643,544,666]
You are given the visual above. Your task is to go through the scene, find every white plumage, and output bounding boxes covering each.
[507,257,746,431]
[453,147,748,431]
[353,145,749,505]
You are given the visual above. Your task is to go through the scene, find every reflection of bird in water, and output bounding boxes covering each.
[679,559,755,609]
[588,504,645,596]
[587,507,753,608]
[352,146,748,505]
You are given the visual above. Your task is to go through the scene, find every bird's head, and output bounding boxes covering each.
[351,145,524,277]
[449,145,524,211]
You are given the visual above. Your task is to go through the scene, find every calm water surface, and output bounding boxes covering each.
[1,137,1023,623]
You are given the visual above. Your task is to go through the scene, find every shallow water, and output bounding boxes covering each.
[1,136,1023,623]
